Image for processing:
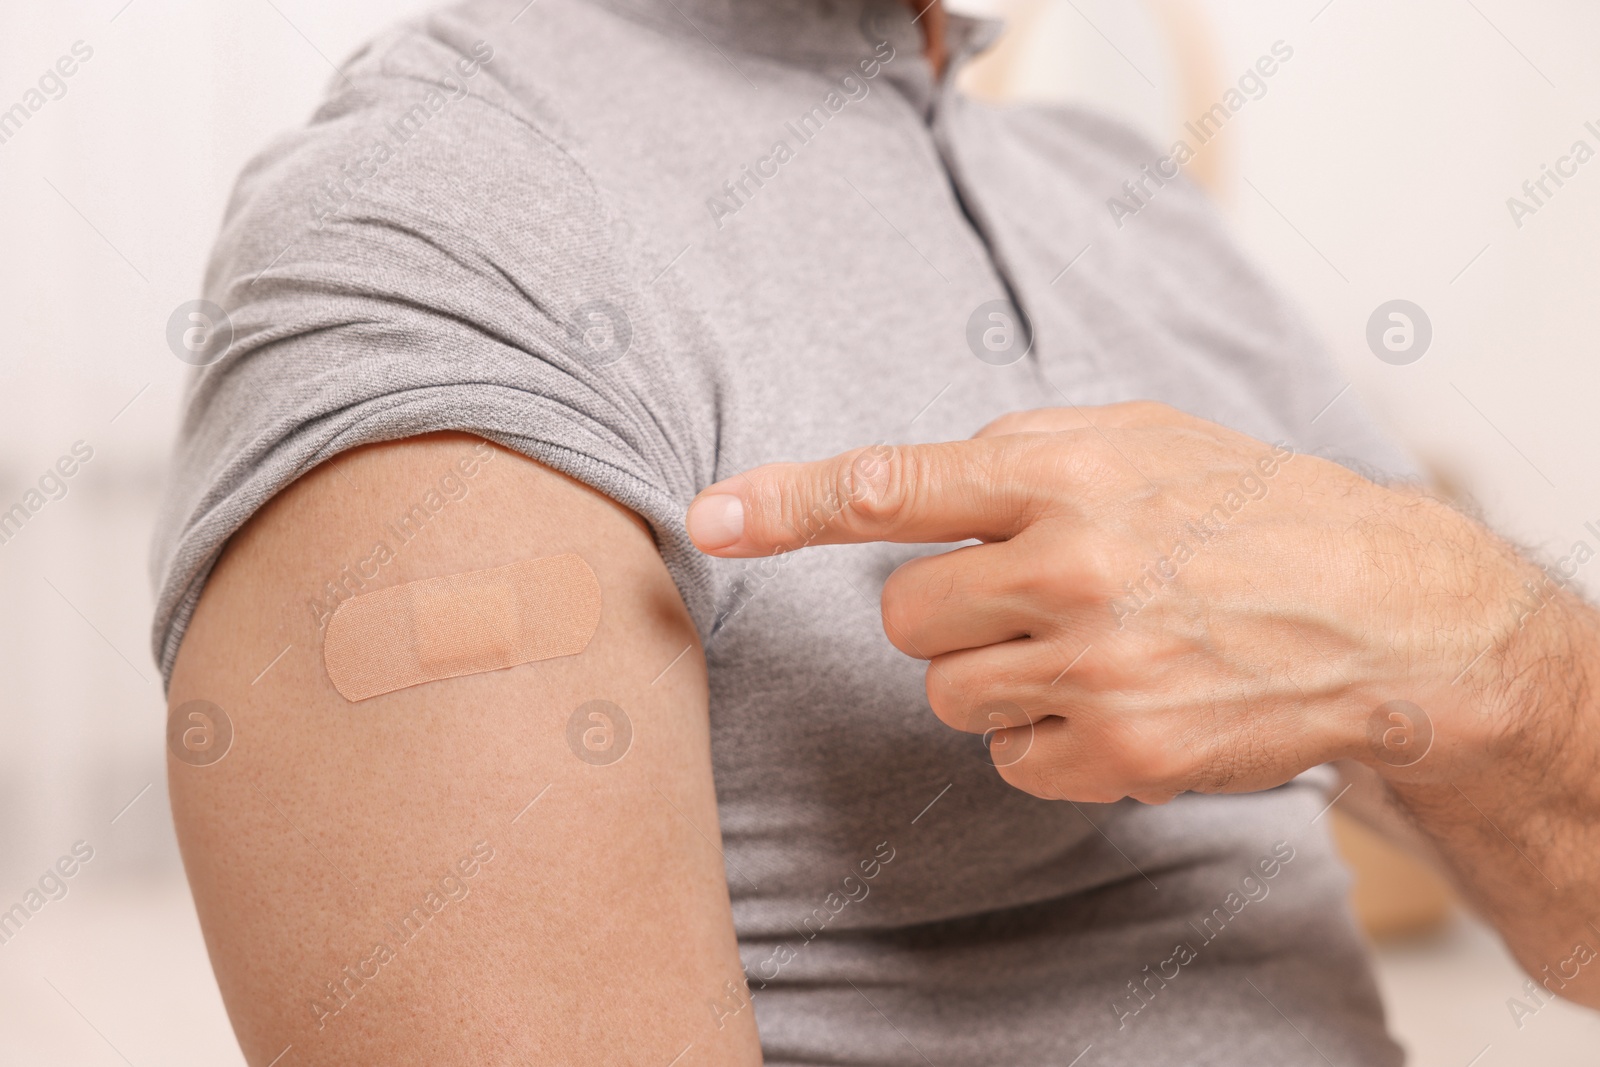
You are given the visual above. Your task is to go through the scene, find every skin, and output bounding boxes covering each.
[905,0,948,78]
[169,434,761,1065]
[685,402,1600,1010]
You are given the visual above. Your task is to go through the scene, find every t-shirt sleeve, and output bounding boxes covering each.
[149,24,716,685]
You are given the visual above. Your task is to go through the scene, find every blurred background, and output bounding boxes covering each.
[2,0,1598,1063]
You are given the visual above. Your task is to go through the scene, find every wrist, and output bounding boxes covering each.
[1326,494,1600,1008]
[1383,594,1600,1003]
[1444,557,1596,785]
[1375,523,1600,865]
[1353,496,1588,785]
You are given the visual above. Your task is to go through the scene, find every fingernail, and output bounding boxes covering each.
[687,493,745,550]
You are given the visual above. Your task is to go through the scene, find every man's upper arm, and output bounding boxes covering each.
[167,433,758,1065]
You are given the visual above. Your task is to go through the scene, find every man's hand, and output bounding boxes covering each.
[689,402,1542,803]
[688,403,1600,1008]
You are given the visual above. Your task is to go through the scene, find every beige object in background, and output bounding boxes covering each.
[1144,0,1227,195]
[323,553,602,701]
[1333,810,1455,941]
[957,0,1047,100]
[961,0,1227,193]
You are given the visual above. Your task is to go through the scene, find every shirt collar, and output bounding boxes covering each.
[582,0,1000,77]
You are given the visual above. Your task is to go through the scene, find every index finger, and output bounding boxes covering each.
[685,436,1053,557]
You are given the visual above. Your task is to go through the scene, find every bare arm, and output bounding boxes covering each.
[168,432,760,1065]
[1362,591,1600,1007]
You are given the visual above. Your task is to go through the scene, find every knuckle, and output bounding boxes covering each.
[1107,399,1180,426]
[1079,433,1125,478]
[979,410,1032,437]
[1083,538,1133,592]
[924,670,967,732]
[1101,720,1190,791]
[1025,430,1111,493]
[1144,739,1194,787]
[995,751,1055,799]
[879,573,925,654]
[1090,715,1138,770]
[843,445,912,528]
[1131,399,1178,421]
[925,657,988,732]
[1030,556,1077,606]
[1061,640,1131,691]
[1003,433,1059,481]
[981,408,1073,438]
[997,719,1105,802]
[1092,716,1139,776]
[1049,537,1127,604]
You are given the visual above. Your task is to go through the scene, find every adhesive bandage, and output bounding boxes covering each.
[323,553,601,701]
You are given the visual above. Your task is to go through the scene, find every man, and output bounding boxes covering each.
[154,0,1591,1064]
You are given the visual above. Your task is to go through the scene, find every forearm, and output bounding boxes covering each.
[1381,552,1600,1007]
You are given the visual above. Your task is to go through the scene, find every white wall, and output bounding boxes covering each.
[0,4,433,1061]
[0,0,440,878]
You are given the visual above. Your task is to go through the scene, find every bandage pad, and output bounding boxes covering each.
[324,554,601,701]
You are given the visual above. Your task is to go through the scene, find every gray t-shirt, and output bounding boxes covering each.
[151,0,1414,1062]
